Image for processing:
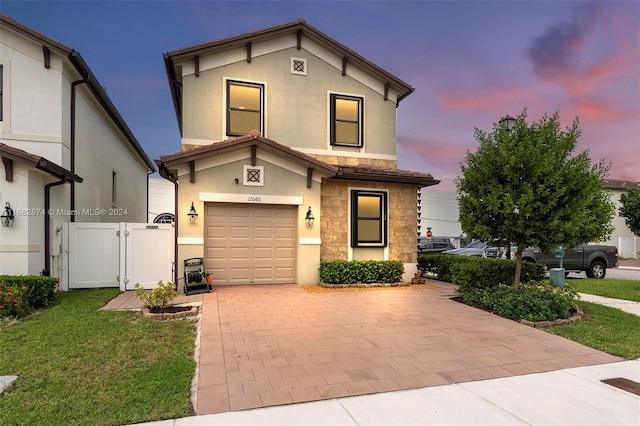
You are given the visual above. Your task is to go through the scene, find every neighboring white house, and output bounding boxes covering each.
[602,179,639,258]
[0,15,155,279]
[148,177,175,223]
[419,189,462,244]
[418,180,639,257]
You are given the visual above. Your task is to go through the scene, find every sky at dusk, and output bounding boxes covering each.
[2,1,638,191]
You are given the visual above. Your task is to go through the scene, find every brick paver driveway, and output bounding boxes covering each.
[196,281,620,414]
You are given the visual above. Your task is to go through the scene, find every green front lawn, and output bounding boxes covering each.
[0,289,196,426]
[548,300,640,359]
[567,278,640,302]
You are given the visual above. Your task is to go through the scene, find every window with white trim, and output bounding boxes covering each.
[351,190,387,247]
[331,94,363,147]
[0,65,3,121]
[226,80,264,136]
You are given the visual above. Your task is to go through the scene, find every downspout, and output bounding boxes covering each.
[43,178,67,276]
[70,78,88,222]
[172,179,178,286]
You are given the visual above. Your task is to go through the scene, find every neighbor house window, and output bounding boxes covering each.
[227,80,264,136]
[331,94,363,147]
[111,170,117,204]
[351,190,387,247]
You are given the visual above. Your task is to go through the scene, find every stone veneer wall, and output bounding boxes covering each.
[320,179,418,264]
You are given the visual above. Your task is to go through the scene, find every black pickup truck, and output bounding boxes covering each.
[521,244,619,279]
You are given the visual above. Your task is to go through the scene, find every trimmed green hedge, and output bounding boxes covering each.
[319,260,404,284]
[458,283,578,322]
[0,275,57,318]
[418,255,545,288]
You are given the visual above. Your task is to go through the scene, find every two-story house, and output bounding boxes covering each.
[159,19,438,286]
[0,15,155,278]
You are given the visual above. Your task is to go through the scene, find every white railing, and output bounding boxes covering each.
[619,236,639,259]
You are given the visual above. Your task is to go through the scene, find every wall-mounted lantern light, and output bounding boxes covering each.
[1,202,15,228]
[187,202,198,224]
[499,115,516,131]
[305,206,314,227]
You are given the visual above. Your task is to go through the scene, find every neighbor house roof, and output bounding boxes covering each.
[158,130,438,188]
[604,179,639,190]
[0,143,83,183]
[164,18,415,134]
[0,14,155,172]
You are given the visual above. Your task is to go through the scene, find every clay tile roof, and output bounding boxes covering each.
[334,165,439,188]
[0,143,83,183]
[159,132,338,176]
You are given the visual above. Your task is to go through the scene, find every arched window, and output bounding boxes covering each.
[153,213,175,224]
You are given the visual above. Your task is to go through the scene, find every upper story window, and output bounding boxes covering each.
[331,94,363,147]
[351,190,387,247]
[227,80,264,137]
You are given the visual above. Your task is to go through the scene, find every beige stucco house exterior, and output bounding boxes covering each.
[0,15,155,278]
[159,19,438,285]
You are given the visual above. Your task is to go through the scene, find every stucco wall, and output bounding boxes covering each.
[73,86,149,223]
[174,149,324,284]
[320,179,418,264]
[180,44,398,159]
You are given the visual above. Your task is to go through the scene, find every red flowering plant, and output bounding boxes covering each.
[0,282,29,318]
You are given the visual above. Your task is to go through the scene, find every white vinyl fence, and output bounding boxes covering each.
[619,237,639,259]
[62,222,174,291]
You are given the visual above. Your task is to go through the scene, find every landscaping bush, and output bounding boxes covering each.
[417,254,470,282]
[319,260,404,284]
[0,275,57,318]
[134,281,177,309]
[451,258,545,290]
[457,282,578,322]
[417,255,544,287]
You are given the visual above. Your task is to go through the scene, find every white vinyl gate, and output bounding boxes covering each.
[62,222,174,291]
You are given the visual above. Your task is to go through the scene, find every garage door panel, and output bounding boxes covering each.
[254,247,274,259]
[229,227,251,239]
[206,226,227,239]
[205,203,296,285]
[276,227,295,239]
[206,247,227,261]
[253,227,274,239]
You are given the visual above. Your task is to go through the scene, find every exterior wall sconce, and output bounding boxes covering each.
[1,202,15,228]
[499,115,516,130]
[187,202,198,224]
[305,206,314,227]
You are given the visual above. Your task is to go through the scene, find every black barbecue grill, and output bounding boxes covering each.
[183,257,212,295]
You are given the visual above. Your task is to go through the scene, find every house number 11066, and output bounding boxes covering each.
[247,196,261,202]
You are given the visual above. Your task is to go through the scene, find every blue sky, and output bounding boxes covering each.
[2,0,638,191]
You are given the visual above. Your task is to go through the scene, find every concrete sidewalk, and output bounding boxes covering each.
[579,293,640,316]
[135,359,640,425]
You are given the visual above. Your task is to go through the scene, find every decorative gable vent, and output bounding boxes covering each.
[243,165,264,186]
[291,57,307,75]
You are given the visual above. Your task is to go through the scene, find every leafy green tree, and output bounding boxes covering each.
[619,188,640,236]
[456,109,615,288]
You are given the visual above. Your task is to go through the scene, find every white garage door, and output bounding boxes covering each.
[204,203,297,284]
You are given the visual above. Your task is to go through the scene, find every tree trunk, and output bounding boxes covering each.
[513,247,524,289]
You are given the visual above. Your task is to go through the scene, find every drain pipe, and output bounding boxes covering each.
[43,178,67,276]
[70,78,88,222]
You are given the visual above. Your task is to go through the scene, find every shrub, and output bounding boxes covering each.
[417,255,545,287]
[0,282,29,318]
[0,275,57,309]
[417,254,470,282]
[457,282,578,322]
[319,260,404,284]
[134,281,177,309]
